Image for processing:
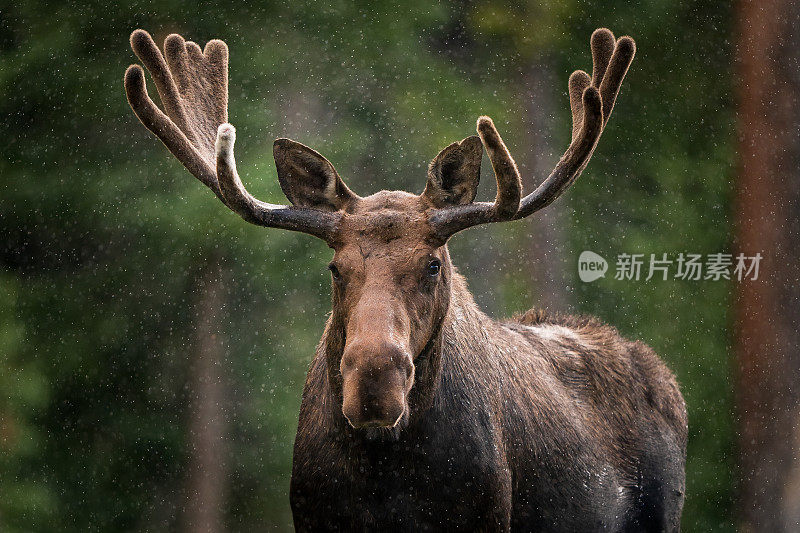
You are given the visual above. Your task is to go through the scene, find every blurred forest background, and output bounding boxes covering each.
[3,0,798,531]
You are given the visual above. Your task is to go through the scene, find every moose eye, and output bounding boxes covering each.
[426,259,441,277]
[328,263,342,281]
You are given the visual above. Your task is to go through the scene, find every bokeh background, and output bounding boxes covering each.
[2,1,798,531]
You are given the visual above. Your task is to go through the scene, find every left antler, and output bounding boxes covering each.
[430,28,635,239]
[124,30,344,241]
[125,30,228,199]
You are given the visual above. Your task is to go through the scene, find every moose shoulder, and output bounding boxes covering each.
[124,27,687,532]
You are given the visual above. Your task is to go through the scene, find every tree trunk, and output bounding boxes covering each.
[183,258,228,533]
[518,62,570,312]
[736,1,800,530]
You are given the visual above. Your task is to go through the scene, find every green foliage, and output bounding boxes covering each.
[563,3,735,530]
[1,0,734,530]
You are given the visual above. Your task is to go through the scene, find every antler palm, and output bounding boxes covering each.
[125,30,228,199]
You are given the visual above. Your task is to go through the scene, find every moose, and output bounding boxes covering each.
[124,27,687,532]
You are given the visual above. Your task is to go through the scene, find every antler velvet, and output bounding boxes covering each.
[124,29,341,241]
[124,28,634,244]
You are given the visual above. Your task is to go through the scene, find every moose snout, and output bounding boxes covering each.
[340,342,414,429]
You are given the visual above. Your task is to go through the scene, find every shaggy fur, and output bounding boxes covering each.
[124,27,686,532]
[290,217,687,532]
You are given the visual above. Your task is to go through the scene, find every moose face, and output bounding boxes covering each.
[259,136,495,431]
[329,192,452,429]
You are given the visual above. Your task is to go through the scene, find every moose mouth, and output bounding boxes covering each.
[344,403,407,429]
[345,402,410,442]
[353,418,400,429]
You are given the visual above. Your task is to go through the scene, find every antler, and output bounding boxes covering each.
[430,28,635,239]
[426,117,524,237]
[123,30,340,241]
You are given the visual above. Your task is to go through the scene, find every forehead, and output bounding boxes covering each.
[332,191,437,254]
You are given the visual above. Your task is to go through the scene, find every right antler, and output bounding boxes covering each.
[124,30,341,241]
[429,28,635,239]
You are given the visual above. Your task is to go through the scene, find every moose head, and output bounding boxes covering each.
[124,28,634,430]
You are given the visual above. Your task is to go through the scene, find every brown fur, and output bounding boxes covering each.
[123,27,685,532]
[290,192,687,531]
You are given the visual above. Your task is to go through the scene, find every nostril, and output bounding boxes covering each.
[398,353,414,382]
[340,352,361,378]
[339,343,413,428]
[340,352,354,370]
[341,376,407,429]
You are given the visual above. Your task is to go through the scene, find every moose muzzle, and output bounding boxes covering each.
[340,341,414,429]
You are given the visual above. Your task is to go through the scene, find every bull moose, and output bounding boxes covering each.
[124,27,687,532]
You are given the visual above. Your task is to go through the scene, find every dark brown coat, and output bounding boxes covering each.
[289,207,687,532]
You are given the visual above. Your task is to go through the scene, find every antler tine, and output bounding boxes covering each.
[477,116,523,218]
[599,35,636,124]
[130,30,188,130]
[513,29,635,220]
[215,125,341,240]
[568,70,591,142]
[591,28,616,89]
[427,118,522,239]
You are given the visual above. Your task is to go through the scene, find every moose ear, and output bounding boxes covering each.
[273,139,358,211]
[422,136,483,207]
